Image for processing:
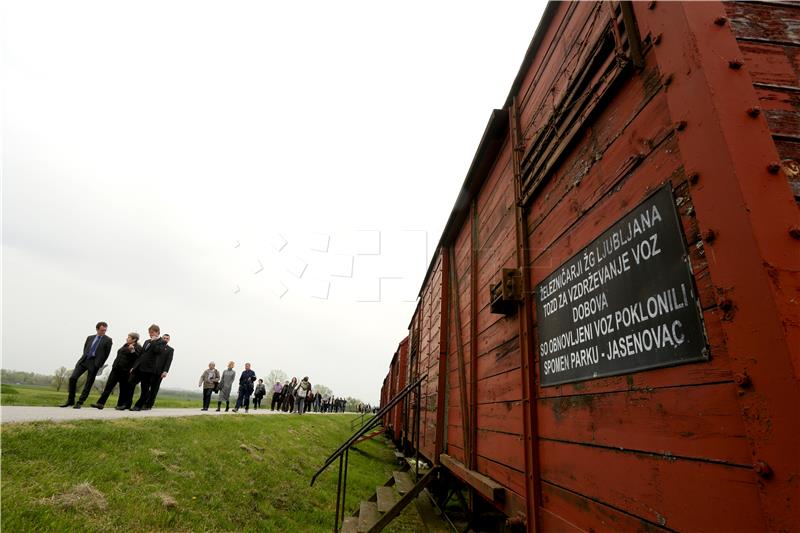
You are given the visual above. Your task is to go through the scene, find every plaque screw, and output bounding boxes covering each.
[728,59,744,70]
[653,33,662,45]
[718,298,733,312]
[790,226,800,240]
[746,107,761,118]
[674,120,687,132]
[648,1,656,9]
[662,73,673,87]
[753,461,773,479]
[702,229,717,243]
[734,372,751,387]
[767,162,781,174]
[688,172,699,185]
[714,16,727,26]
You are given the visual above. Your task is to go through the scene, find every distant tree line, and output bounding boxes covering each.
[1,369,53,387]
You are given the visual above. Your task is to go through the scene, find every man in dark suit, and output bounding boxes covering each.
[130,325,172,411]
[90,332,142,410]
[144,333,173,409]
[60,322,113,408]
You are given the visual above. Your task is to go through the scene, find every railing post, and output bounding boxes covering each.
[342,448,350,524]
[415,381,421,478]
[334,454,343,532]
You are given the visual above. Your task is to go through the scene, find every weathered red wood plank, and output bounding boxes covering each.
[740,41,800,88]
[445,440,466,463]
[519,3,610,136]
[526,67,668,235]
[475,367,523,404]
[541,482,670,533]
[538,439,765,532]
[538,382,751,465]
[725,2,800,45]
[476,333,520,380]
[527,105,679,266]
[539,508,584,533]
[528,142,686,291]
[475,455,526,502]
[475,142,513,220]
[476,400,524,435]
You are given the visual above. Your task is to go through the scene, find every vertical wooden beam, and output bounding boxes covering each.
[510,96,542,531]
[469,200,479,472]
[435,250,450,461]
[449,246,471,464]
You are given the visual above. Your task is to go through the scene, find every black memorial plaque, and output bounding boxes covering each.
[536,184,708,386]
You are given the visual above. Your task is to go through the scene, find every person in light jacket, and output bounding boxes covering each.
[199,362,220,411]
[295,376,311,414]
[217,361,236,412]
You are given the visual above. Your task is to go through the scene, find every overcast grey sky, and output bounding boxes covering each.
[2,0,547,404]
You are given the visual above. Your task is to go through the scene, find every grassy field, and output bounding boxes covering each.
[1,414,422,532]
[1,383,199,408]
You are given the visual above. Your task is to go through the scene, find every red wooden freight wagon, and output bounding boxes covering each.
[377,2,800,532]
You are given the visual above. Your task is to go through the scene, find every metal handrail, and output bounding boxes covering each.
[310,373,427,532]
[350,411,375,431]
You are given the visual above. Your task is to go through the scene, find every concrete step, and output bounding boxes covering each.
[393,470,414,495]
[376,485,397,513]
[341,516,358,533]
[357,501,379,532]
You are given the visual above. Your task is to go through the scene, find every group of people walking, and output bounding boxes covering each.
[198,361,258,412]
[268,379,348,413]
[61,322,174,411]
[60,323,356,416]
[199,365,347,414]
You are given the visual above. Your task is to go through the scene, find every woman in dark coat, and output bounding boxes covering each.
[282,377,297,412]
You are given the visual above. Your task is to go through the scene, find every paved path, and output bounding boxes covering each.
[0,406,293,424]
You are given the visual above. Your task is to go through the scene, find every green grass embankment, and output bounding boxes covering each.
[1,414,421,532]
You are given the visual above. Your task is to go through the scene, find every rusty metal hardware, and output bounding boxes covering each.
[746,107,761,118]
[702,229,717,243]
[734,372,751,387]
[717,298,733,312]
[767,162,781,174]
[714,17,727,26]
[753,461,773,479]
[490,268,523,315]
[674,120,687,132]
[728,59,744,70]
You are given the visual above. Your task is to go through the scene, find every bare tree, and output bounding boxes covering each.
[52,367,70,391]
[314,384,333,398]
[265,369,287,386]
